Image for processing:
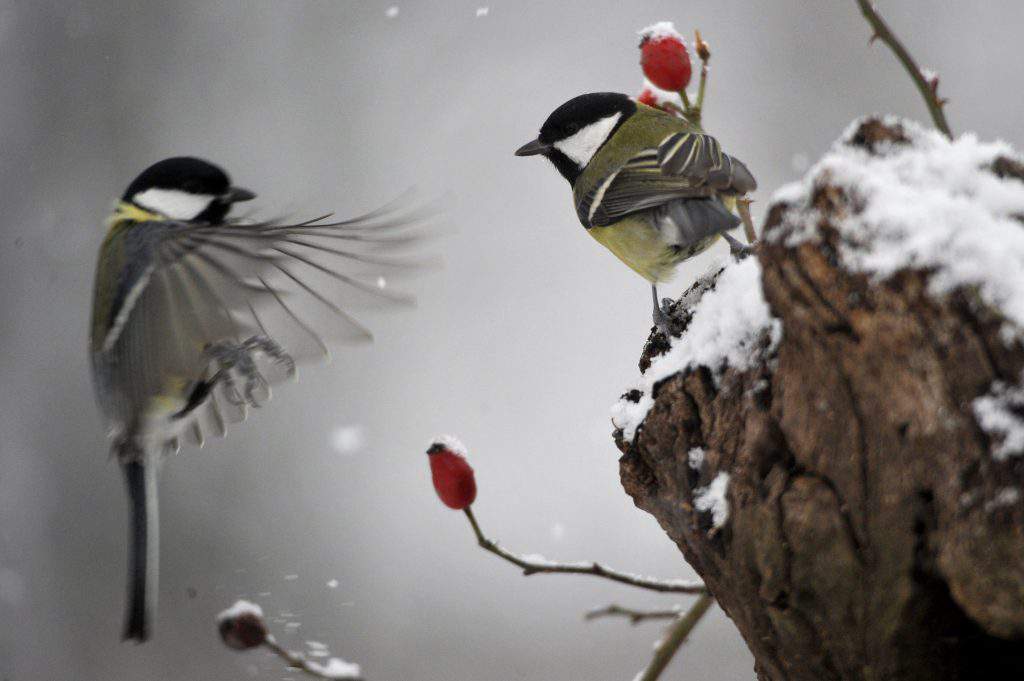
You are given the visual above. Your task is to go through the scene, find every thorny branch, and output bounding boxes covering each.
[263,637,364,681]
[635,594,715,681]
[218,601,363,681]
[855,0,953,138]
[463,508,707,594]
[584,603,684,625]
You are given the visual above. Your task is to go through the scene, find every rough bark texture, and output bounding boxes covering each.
[617,120,1024,680]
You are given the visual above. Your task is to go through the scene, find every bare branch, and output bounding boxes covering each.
[584,603,683,625]
[633,594,715,681]
[854,0,953,138]
[263,637,364,681]
[463,508,707,595]
[218,600,363,680]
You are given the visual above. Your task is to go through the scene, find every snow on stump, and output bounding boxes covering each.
[615,117,1024,681]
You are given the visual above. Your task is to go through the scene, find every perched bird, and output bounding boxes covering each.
[515,92,756,332]
[90,157,422,641]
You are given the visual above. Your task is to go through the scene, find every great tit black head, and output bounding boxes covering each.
[515,92,637,184]
[122,156,256,223]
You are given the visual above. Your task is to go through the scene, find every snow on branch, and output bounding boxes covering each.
[217,599,363,680]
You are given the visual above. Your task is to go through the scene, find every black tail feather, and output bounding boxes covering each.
[121,453,158,642]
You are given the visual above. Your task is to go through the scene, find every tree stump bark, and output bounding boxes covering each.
[616,119,1024,681]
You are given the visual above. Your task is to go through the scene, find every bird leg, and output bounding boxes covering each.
[722,232,753,260]
[651,284,675,337]
[204,336,294,408]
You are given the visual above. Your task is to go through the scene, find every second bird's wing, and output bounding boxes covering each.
[93,199,432,447]
[578,132,756,228]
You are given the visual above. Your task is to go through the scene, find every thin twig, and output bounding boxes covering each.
[736,198,757,244]
[854,0,952,138]
[463,508,707,594]
[693,30,710,111]
[634,593,715,681]
[584,604,683,625]
[263,637,364,681]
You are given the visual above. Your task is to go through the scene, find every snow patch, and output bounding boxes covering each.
[771,117,1024,335]
[974,377,1024,460]
[638,79,685,109]
[611,256,781,441]
[217,599,263,623]
[694,472,731,528]
[687,447,705,470]
[308,657,363,679]
[429,434,468,456]
[638,21,685,43]
[985,487,1021,512]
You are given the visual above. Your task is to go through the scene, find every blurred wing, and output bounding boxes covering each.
[93,199,431,446]
[159,198,432,361]
[579,132,756,228]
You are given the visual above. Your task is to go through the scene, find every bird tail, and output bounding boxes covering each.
[660,197,741,251]
[120,444,159,642]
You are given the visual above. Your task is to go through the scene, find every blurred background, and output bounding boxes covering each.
[1,1,1022,679]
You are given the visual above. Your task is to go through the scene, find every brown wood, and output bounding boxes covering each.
[616,119,1024,680]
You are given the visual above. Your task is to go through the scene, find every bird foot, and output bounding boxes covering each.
[652,300,676,337]
[205,336,293,408]
[722,232,753,260]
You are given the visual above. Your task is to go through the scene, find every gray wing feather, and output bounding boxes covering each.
[93,201,429,445]
[581,133,756,228]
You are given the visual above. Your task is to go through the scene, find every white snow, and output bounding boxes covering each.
[687,447,705,470]
[326,579,339,589]
[611,256,781,441]
[429,434,468,456]
[308,657,363,680]
[217,599,263,624]
[693,472,731,528]
[284,574,299,581]
[771,116,1024,335]
[385,6,399,18]
[984,487,1021,512]
[638,21,685,44]
[638,79,685,110]
[973,377,1024,460]
[331,425,366,455]
[475,7,489,17]
[549,522,566,541]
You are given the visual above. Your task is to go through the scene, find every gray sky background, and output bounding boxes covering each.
[1,1,1022,680]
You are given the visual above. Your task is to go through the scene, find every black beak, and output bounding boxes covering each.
[224,186,256,203]
[515,138,550,157]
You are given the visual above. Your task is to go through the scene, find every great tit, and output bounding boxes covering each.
[515,92,756,333]
[90,157,421,641]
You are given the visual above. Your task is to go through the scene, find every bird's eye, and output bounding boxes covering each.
[565,123,579,135]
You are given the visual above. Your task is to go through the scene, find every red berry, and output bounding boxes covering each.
[639,24,691,92]
[427,437,477,510]
[637,88,659,107]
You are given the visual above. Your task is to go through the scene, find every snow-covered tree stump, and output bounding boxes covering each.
[613,118,1024,681]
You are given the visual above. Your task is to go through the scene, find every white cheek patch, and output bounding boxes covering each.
[132,187,216,220]
[553,112,623,167]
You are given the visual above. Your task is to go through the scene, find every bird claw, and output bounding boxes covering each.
[722,232,753,260]
[205,336,293,408]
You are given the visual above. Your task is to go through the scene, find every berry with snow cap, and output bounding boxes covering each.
[639,21,692,93]
[427,436,477,510]
[217,600,268,650]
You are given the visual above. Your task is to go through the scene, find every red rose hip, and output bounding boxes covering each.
[427,436,477,510]
[639,22,692,92]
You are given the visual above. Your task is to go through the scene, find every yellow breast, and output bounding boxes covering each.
[588,216,720,283]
